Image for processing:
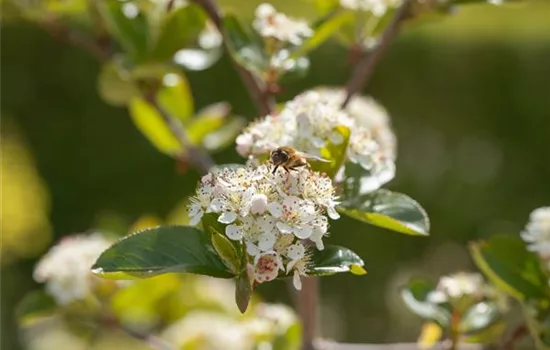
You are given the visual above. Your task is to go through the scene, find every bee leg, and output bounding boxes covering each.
[283,167,290,173]
[272,165,279,174]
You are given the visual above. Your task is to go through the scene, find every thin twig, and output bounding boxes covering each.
[38,20,110,61]
[190,0,275,116]
[501,323,528,350]
[341,0,413,108]
[143,92,216,174]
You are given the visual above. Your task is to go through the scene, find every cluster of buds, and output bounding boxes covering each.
[426,272,493,305]
[340,0,403,17]
[188,162,339,290]
[252,3,313,46]
[236,88,396,192]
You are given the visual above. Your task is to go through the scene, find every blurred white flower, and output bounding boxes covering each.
[198,21,223,50]
[236,88,396,192]
[521,206,550,260]
[253,3,313,45]
[426,272,488,304]
[33,233,113,305]
[188,163,337,289]
[161,311,253,350]
[340,0,402,16]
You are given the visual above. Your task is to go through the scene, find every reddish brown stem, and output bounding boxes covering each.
[342,0,413,108]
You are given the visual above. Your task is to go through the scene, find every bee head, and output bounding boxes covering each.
[270,148,289,165]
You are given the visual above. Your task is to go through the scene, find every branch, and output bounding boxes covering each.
[191,0,274,116]
[342,0,413,108]
[143,92,216,175]
[38,20,110,61]
[297,277,319,350]
[501,323,528,350]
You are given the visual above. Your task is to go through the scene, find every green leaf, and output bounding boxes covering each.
[97,59,140,106]
[16,291,57,326]
[128,97,182,156]
[273,322,302,350]
[470,235,549,300]
[308,245,365,276]
[156,72,194,122]
[98,0,149,61]
[313,125,351,179]
[186,102,230,145]
[212,232,240,275]
[223,13,267,75]
[92,225,234,279]
[400,279,451,326]
[202,117,247,152]
[149,4,206,61]
[292,10,353,57]
[338,189,430,236]
[459,301,501,334]
[235,271,252,313]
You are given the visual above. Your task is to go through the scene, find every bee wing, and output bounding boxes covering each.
[299,151,331,163]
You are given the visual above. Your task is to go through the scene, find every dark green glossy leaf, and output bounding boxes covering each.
[92,225,234,279]
[459,301,501,334]
[98,0,149,61]
[338,189,430,236]
[16,291,57,325]
[235,271,252,314]
[212,232,240,275]
[308,245,365,276]
[313,125,351,179]
[470,235,549,300]
[223,13,267,75]
[150,4,206,61]
[400,279,451,326]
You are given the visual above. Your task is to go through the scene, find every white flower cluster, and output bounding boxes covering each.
[253,3,313,45]
[427,272,490,304]
[33,233,113,305]
[188,163,339,290]
[161,303,297,350]
[236,88,396,192]
[521,206,550,261]
[340,0,403,17]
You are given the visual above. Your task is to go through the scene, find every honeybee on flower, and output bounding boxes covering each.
[187,161,339,290]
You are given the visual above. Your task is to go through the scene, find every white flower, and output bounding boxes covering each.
[426,272,488,303]
[161,311,252,350]
[33,233,113,305]
[253,4,313,45]
[521,207,550,260]
[188,173,216,226]
[198,21,222,50]
[340,0,402,16]
[188,163,338,289]
[235,88,396,193]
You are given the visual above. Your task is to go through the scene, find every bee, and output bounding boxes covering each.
[269,146,330,174]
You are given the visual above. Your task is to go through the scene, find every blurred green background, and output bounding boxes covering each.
[2,0,550,348]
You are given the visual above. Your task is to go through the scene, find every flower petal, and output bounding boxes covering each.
[293,270,302,290]
[218,211,238,224]
[327,206,340,220]
[189,211,203,226]
[226,224,243,240]
[293,225,313,239]
[268,202,283,218]
[276,222,293,234]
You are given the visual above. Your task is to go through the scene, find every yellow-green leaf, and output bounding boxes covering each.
[128,97,182,156]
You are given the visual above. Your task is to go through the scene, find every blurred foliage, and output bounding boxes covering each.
[2,0,550,349]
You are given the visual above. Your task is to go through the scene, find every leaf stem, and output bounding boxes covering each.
[341,0,413,108]
[190,0,275,116]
